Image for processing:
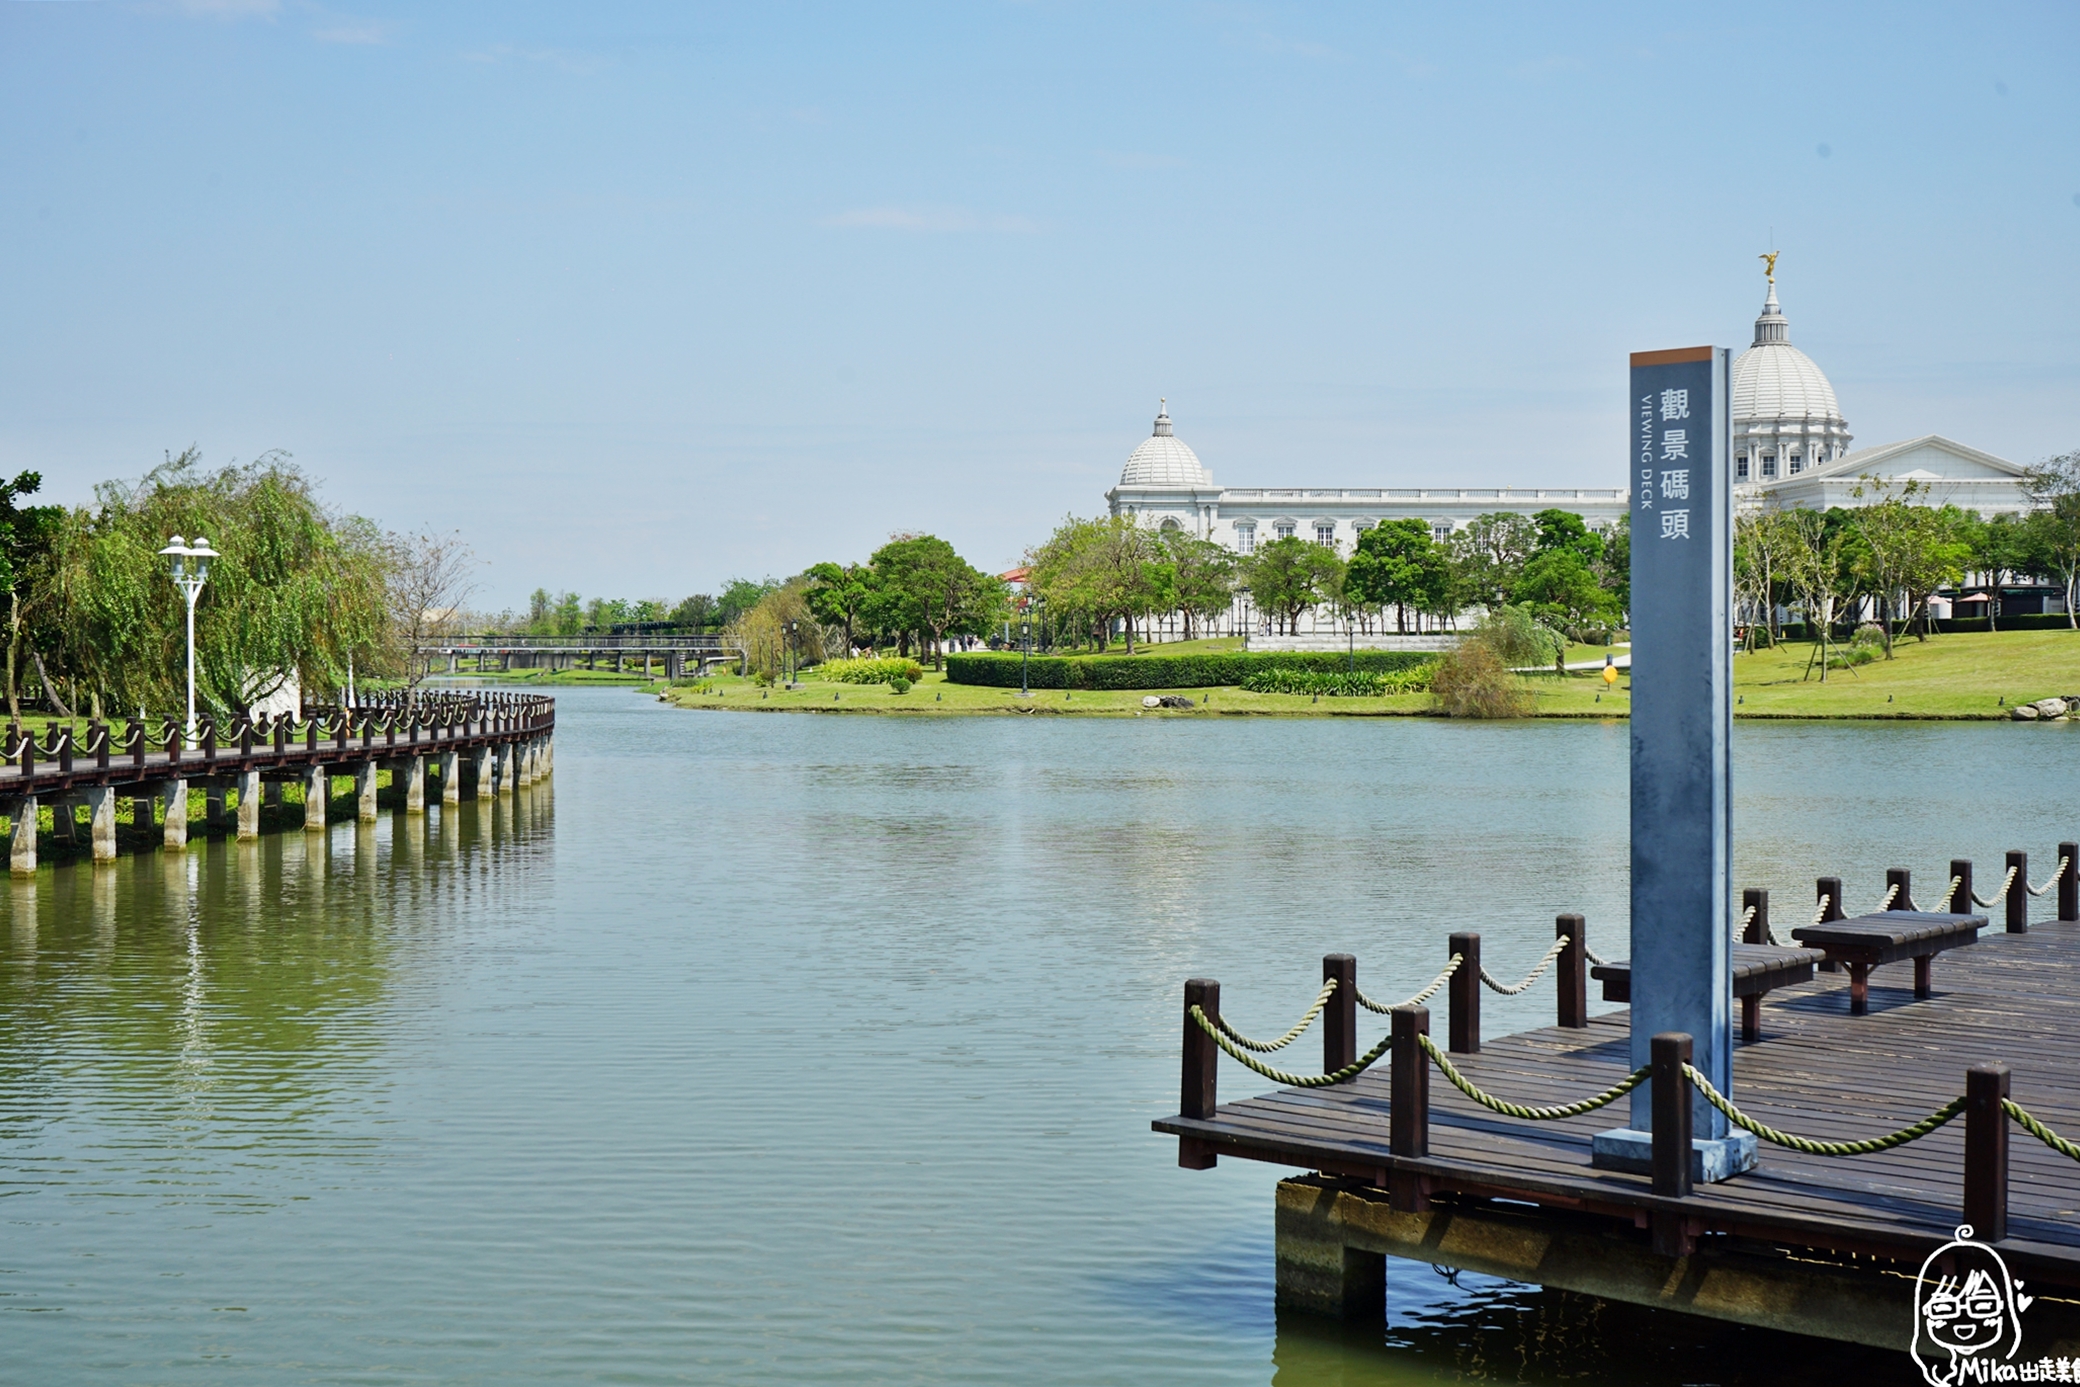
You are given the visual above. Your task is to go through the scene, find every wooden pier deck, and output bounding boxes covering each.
[1157,906,2080,1342]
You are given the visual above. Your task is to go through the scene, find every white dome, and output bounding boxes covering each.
[1118,401,1213,488]
[1731,285,1844,425]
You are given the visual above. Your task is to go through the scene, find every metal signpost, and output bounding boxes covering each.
[1593,346,1752,1181]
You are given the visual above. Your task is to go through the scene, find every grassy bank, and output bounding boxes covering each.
[658,629,2080,721]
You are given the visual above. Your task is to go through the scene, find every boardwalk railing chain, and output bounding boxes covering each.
[1354,955,1462,1014]
[1215,977,1339,1054]
[1480,935,1570,996]
[2003,1099,2080,1164]
[1973,867,2019,909]
[1187,1004,1391,1088]
[2028,857,2071,897]
[1420,1033,1647,1120]
[1683,1064,1965,1156]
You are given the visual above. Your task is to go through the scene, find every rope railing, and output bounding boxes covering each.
[1583,942,1612,968]
[1684,1063,1965,1155]
[1810,893,1832,928]
[1355,956,1461,1014]
[1215,977,1339,1054]
[1874,881,1901,913]
[1187,1004,1390,1088]
[1420,1033,1646,1120]
[2004,1099,2080,1162]
[1480,935,1570,996]
[2029,857,2071,897]
[1973,867,2019,909]
[1931,874,1963,913]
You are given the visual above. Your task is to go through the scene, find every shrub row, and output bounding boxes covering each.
[1237,666,1436,697]
[1773,614,2076,640]
[818,657,926,685]
[943,650,1436,690]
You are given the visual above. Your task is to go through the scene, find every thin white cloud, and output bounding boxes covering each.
[314,19,390,45]
[826,206,1038,234]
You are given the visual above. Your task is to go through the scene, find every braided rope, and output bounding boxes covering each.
[1480,935,1570,995]
[1874,882,1901,913]
[1973,866,2019,909]
[1583,942,1611,967]
[1810,894,1833,928]
[1733,904,1757,941]
[2028,857,2070,897]
[1420,1033,1645,1120]
[1188,1004,1389,1087]
[1684,1064,1964,1155]
[1931,875,1963,913]
[1216,977,1339,1053]
[1355,955,1462,1014]
[2003,1099,2080,1164]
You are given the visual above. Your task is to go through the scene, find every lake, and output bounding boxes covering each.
[3,687,2072,1385]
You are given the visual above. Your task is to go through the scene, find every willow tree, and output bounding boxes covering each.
[26,450,389,720]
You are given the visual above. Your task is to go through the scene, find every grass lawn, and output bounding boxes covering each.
[659,629,2080,721]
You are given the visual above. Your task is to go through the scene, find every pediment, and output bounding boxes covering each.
[1809,435,2025,483]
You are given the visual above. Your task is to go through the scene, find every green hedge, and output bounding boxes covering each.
[944,649,1439,690]
[1237,666,1435,696]
[1772,615,2076,640]
[818,657,927,685]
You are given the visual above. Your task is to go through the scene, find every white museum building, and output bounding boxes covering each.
[1103,272,2045,636]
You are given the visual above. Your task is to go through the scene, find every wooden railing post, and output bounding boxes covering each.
[1964,1064,2010,1242]
[1742,887,1769,944]
[273,717,287,754]
[1816,876,1844,921]
[57,726,72,773]
[1180,979,1219,1170]
[1390,1006,1430,1212]
[1556,914,1587,1029]
[2007,851,2029,933]
[1448,932,1480,1054]
[1887,867,1914,913]
[1323,953,1357,1075]
[92,719,109,769]
[2060,843,2079,923]
[1948,860,1972,916]
[1650,1032,1695,1257]
[129,719,146,767]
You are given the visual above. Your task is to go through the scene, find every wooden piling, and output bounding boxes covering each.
[1180,979,1219,1170]
[1886,867,1914,913]
[1651,1032,1694,1257]
[1964,1064,2010,1242]
[1323,954,1356,1075]
[1448,932,1480,1055]
[2007,851,2029,933]
[1949,860,1972,916]
[1390,1006,1430,1212]
[2061,843,2079,923]
[1556,914,1587,1029]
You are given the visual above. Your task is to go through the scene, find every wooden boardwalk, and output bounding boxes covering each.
[1157,913,2080,1290]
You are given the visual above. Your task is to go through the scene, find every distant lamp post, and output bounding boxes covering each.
[158,535,220,740]
[1019,603,1032,698]
[1034,595,1046,654]
[785,619,798,686]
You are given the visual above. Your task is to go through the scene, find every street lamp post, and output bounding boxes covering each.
[1019,606,1032,697]
[158,536,220,741]
[785,619,798,687]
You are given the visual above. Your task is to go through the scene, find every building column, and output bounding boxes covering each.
[304,764,329,831]
[162,779,188,852]
[237,769,261,840]
[355,762,378,821]
[87,786,117,863]
[404,755,426,815]
[439,749,460,806]
[9,797,36,877]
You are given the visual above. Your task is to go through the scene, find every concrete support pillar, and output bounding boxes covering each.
[87,786,117,863]
[163,779,188,851]
[496,743,515,798]
[439,749,460,805]
[206,785,229,832]
[355,762,378,822]
[263,780,283,808]
[471,746,493,801]
[1275,1178,1385,1321]
[10,797,36,877]
[237,769,261,840]
[304,765,329,831]
[405,755,426,815]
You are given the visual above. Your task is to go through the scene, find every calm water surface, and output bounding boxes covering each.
[3,688,2074,1385]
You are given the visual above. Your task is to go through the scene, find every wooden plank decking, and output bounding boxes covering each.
[1156,915,2080,1286]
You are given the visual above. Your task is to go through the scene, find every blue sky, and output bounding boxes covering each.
[3,2,2076,610]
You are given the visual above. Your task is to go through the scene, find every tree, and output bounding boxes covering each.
[1160,531,1238,640]
[1844,477,1966,655]
[1245,537,1344,635]
[28,450,390,718]
[1531,508,1605,566]
[1343,519,1449,633]
[2021,452,2080,629]
[1595,513,1631,618]
[1513,548,1613,635]
[867,534,1001,663]
[716,577,780,630]
[0,471,65,717]
[385,528,479,700]
[1448,512,1537,611]
[1025,515,1166,652]
[670,593,718,631]
[802,562,877,653]
[1782,508,1852,681]
[1735,511,1796,647]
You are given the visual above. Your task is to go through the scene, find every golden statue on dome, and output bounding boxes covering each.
[1759,250,1780,285]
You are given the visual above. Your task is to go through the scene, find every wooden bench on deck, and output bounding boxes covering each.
[1590,943,1826,1042]
[1790,910,1986,1014]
